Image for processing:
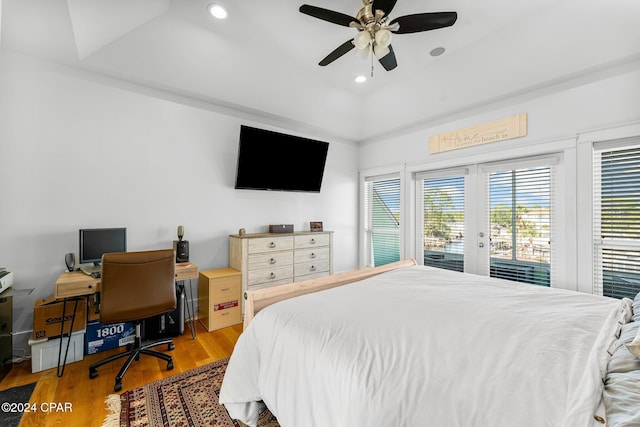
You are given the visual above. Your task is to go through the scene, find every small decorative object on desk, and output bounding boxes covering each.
[238,228,246,236]
[310,221,323,232]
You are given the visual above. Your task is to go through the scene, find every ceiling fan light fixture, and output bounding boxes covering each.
[374,29,392,48]
[356,44,371,60]
[208,4,228,19]
[353,31,371,50]
[374,43,390,59]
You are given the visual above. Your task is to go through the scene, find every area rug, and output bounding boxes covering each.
[102,357,279,427]
[0,382,37,427]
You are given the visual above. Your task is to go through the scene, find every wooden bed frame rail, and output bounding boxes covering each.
[243,258,417,329]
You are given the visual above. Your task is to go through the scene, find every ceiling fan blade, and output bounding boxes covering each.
[372,0,398,17]
[377,45,397,71]
[319,40,356,66]
[390,12,458,34]
[299,4,358,27]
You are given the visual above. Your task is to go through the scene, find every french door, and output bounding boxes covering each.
[416,156,556,286]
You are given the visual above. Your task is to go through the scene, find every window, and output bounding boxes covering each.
[594,140,640,299]
[418,173,465,272]
[363,175,400,267]
[488,166,552,286]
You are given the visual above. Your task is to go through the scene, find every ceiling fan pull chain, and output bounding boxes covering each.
[371,48,374,77]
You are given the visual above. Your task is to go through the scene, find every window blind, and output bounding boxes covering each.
[421,175,465,272]
[593,141,640,299]
[489,166,552,286]
[363,176,400,267]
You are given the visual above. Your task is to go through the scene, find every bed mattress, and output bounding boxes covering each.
[220,265,625,427]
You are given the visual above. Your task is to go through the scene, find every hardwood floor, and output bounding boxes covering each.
[0,322,243,427]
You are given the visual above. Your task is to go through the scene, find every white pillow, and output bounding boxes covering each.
[626,322,640,357]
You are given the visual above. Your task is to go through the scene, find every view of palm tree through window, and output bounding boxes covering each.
[368,167,552,287]
[423,176,465,272]
[489,167,551,286]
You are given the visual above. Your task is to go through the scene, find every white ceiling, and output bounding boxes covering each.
[2,0,639,142]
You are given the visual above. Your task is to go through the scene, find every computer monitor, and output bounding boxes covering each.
[79,228,127,266]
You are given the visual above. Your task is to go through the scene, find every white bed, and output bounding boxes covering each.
[219,262,639,427]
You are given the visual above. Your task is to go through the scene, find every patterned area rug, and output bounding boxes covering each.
[102,357,279,427]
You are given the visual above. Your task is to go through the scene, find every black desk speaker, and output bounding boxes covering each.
[173,240,189,263]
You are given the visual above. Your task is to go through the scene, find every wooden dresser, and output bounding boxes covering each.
[229,231,333,309]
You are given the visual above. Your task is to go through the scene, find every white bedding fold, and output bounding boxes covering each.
[220,265,623,427]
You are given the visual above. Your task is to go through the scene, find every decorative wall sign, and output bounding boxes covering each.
[429,113,528,154]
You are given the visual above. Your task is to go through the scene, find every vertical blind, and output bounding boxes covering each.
[489,166,552,286]
[421,175,465,272]
[593,141,640,299]
[363,176,401,267]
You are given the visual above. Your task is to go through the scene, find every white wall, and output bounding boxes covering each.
[358,61,640,295]
[0,51,360,358]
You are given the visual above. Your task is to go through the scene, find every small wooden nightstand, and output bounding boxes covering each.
[198,268,242,331]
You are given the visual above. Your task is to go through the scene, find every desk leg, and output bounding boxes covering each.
[178,280,197,339]
[56,298,78,377]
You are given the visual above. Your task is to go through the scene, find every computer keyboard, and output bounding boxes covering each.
[80,266,101,277]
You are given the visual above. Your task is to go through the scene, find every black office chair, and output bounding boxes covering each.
[88,249,177,392]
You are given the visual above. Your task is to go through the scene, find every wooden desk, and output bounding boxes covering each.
[54,262,198,299]
[52,262,199,376]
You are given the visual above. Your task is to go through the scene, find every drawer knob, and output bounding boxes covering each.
[269,272,276,280]
[310,253,316,259]
[269,258,276,264]
[269,242,276,248]
[310,238,316,244]
[310,265,316,272]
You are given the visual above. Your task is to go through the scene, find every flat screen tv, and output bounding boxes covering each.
[79,228,127,265]
[234,125,329,192]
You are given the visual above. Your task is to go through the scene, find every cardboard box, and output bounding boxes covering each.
[85,319,135,355]
[32,296,86,340]
[29,330,85,373]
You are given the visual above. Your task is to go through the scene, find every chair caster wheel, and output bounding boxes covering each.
[114,382,122,392]
[167,361,174,370]
[168,343,175,351]
[89,369,98,379]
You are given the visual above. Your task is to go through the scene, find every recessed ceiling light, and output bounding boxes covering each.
[430,47,446,57]
[208,4,228,19]
[354,75,367,83]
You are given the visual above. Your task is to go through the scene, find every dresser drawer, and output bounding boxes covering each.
[210,305,241,329]
[294,233,330,249]
[248,251,294,271]
[294,260,330,277]
[247,265,293,286]
[294,247,330,264]
[248,236,294,254]
[210,280,241,304]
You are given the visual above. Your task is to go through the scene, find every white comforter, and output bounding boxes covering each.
[219,265,626,427]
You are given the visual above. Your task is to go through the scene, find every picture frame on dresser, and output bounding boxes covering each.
[310,221,323,232]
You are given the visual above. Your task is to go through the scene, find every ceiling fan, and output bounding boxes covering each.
[299,0,457,72]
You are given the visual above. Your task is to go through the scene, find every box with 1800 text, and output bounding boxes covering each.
[85,319,135,355]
